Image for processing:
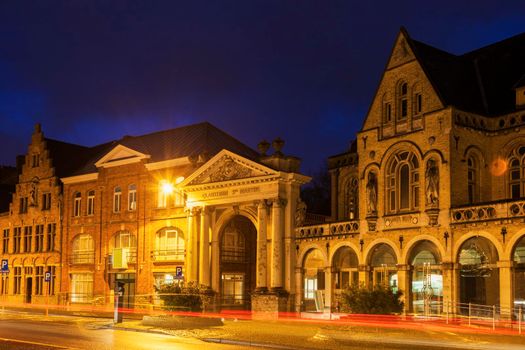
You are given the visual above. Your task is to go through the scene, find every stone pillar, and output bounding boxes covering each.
[442,262,459,315]
[199,207,211,287]
[211,235,220,292]
[255,200,268,293]
[358,264,370,287]
[324,266,332,312]
[271,198,284,292]
[186,208,199,283]
[498,260,514,319]
[295,267,303,312]
[330,169,339,221]
[396,264,411,313]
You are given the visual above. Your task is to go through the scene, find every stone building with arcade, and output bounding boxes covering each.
[294,28,525,317]
[0,122,309,311]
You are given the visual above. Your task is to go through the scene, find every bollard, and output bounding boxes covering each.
[468,303,472,327]
[492,305,496,331]
[518,305,522,334]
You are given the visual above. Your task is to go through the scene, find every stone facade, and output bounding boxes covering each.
[295,28,525,318]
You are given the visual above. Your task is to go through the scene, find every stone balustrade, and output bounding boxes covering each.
[295,220,359,240]
[450,199,525,223]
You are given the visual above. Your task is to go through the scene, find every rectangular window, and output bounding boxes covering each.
[74,195,81,217]
[415,93,422,114]
[47,266,56,296]
[31,154,39,167]
[19,197,28,214]
[0,274,8,295]
[384,103,392,123]
[14,267,22,294]
[113,191,121,213]
[2,229,9,254]
[128,185,137,211]
[71,273,93,303]
[400,98,408,119]
[42,192,51,210]
[304,278,317,299]
[87,191,95,216]
[47,223,56,252]
[35,266,44,296]
[35,224,44,252]
[13,227,21,253]
[512,184,521,200]
[23,226,32,253]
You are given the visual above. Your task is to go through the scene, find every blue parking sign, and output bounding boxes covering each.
[1,259,8,272]
[175,266,183,279]
[45,271,51,282]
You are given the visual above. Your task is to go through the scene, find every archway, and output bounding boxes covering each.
[458,237,499,310]
[303,248,325,312]
[513,236,525,310]
[332,246,359,290]
[368,243,398,291]
[408,240,442,314]
[219,215,256,310]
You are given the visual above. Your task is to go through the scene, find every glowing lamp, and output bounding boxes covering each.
[162,182,174,194]
[175,176,185,184]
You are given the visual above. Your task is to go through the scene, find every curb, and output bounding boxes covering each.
[202,338,302,349]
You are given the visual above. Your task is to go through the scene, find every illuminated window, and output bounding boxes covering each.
[72,234,95,264]
[154,228,185,261]
[386,151,420,213]
[158,180,185,208]
[70,273,93,303]
[87,190,95,216]
[128,184,137,211]
[113,187,122,213]
[73,192,81,217]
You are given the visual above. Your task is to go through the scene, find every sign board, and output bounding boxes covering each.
[45,271,51,282]
[1,259,8,272]
[175,266,183,279]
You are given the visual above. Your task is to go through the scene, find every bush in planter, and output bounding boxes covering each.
[155,281,215,312]
[340,284,403,314]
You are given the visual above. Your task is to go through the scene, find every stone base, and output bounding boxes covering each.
[251,292,289,320]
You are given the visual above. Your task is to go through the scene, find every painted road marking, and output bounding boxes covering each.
[0,336,79,349]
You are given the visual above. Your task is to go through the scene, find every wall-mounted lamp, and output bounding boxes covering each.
[359,239,364,252]
[444,231,449,248]
[399,235,404,249]
[501,227,507,244]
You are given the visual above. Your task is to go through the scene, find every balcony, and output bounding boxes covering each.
[69,252,95,265]
[450,199,525,224]
[295,220,359,241]
[151,249,185,262]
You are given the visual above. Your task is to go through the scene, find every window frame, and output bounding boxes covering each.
[113,187,122,213]
[386,151,420,213]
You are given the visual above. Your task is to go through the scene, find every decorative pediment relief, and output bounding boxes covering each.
[95,144,150,168]
[183,150,276,187]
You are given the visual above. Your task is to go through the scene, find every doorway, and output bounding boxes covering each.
[25,277,32,303]
[110,273,136,309]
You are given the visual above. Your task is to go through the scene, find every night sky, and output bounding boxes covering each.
[0,1,524,174]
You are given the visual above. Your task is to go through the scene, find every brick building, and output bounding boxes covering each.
[295,28,525,318]
[0,122,309,311]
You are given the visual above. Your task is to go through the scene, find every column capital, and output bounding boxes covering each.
[185,206,201,216]
[254,200,269,209]
[202,206,214,215]
[271,197,287,208]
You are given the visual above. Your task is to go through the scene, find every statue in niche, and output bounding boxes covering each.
[295,198,307,227]
[426,158,439,206]
[29,178,39,206]
[366,172,377,215]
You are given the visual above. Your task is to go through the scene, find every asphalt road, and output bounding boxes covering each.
[0,317,250,350]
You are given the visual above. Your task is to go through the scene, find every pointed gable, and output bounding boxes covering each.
[95,144,150,168]
[386,28,417,69]
[182,149,277,187]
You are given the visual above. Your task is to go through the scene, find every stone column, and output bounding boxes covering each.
[441,262,458,315]
[324,266,332,312]
[330,169,339,221]
[211,235,220,292]
[271,198,284,292]
[358,264,370,287]
[498,260,514,319]
[199,207,211,287]
[255,200,268,293]
[295,267,303,312]
[186,208,199,283]
[396,264,411,313]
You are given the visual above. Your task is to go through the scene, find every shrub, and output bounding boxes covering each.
[155,281,215,312]
[339,284,404,314]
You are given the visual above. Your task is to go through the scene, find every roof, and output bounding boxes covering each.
[67,122,260,176]
[407,29,525,116]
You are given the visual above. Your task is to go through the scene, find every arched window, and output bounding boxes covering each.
[154,228,185,261]
[73,192,81,217]
[386,150,420,213]
[87,190,95,216]
[508,145,525,199]
[412,83,423,117]
[467,155,479,203]
[332,246,358,289]
[344,178,358,220]
[128,184,137,211]
[113,187,122,213]
[382,92,392,124]
[71,234,94,264]
[398,82,408,120]
[368,243,398,290]
[112,231,137,263]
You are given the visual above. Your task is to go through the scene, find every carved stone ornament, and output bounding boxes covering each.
[295,199,307,227]
[193,155,254,184]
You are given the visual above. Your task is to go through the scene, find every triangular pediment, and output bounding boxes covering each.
[181,149,277,187]
[386,29,416,69]
[95,144,150,168]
